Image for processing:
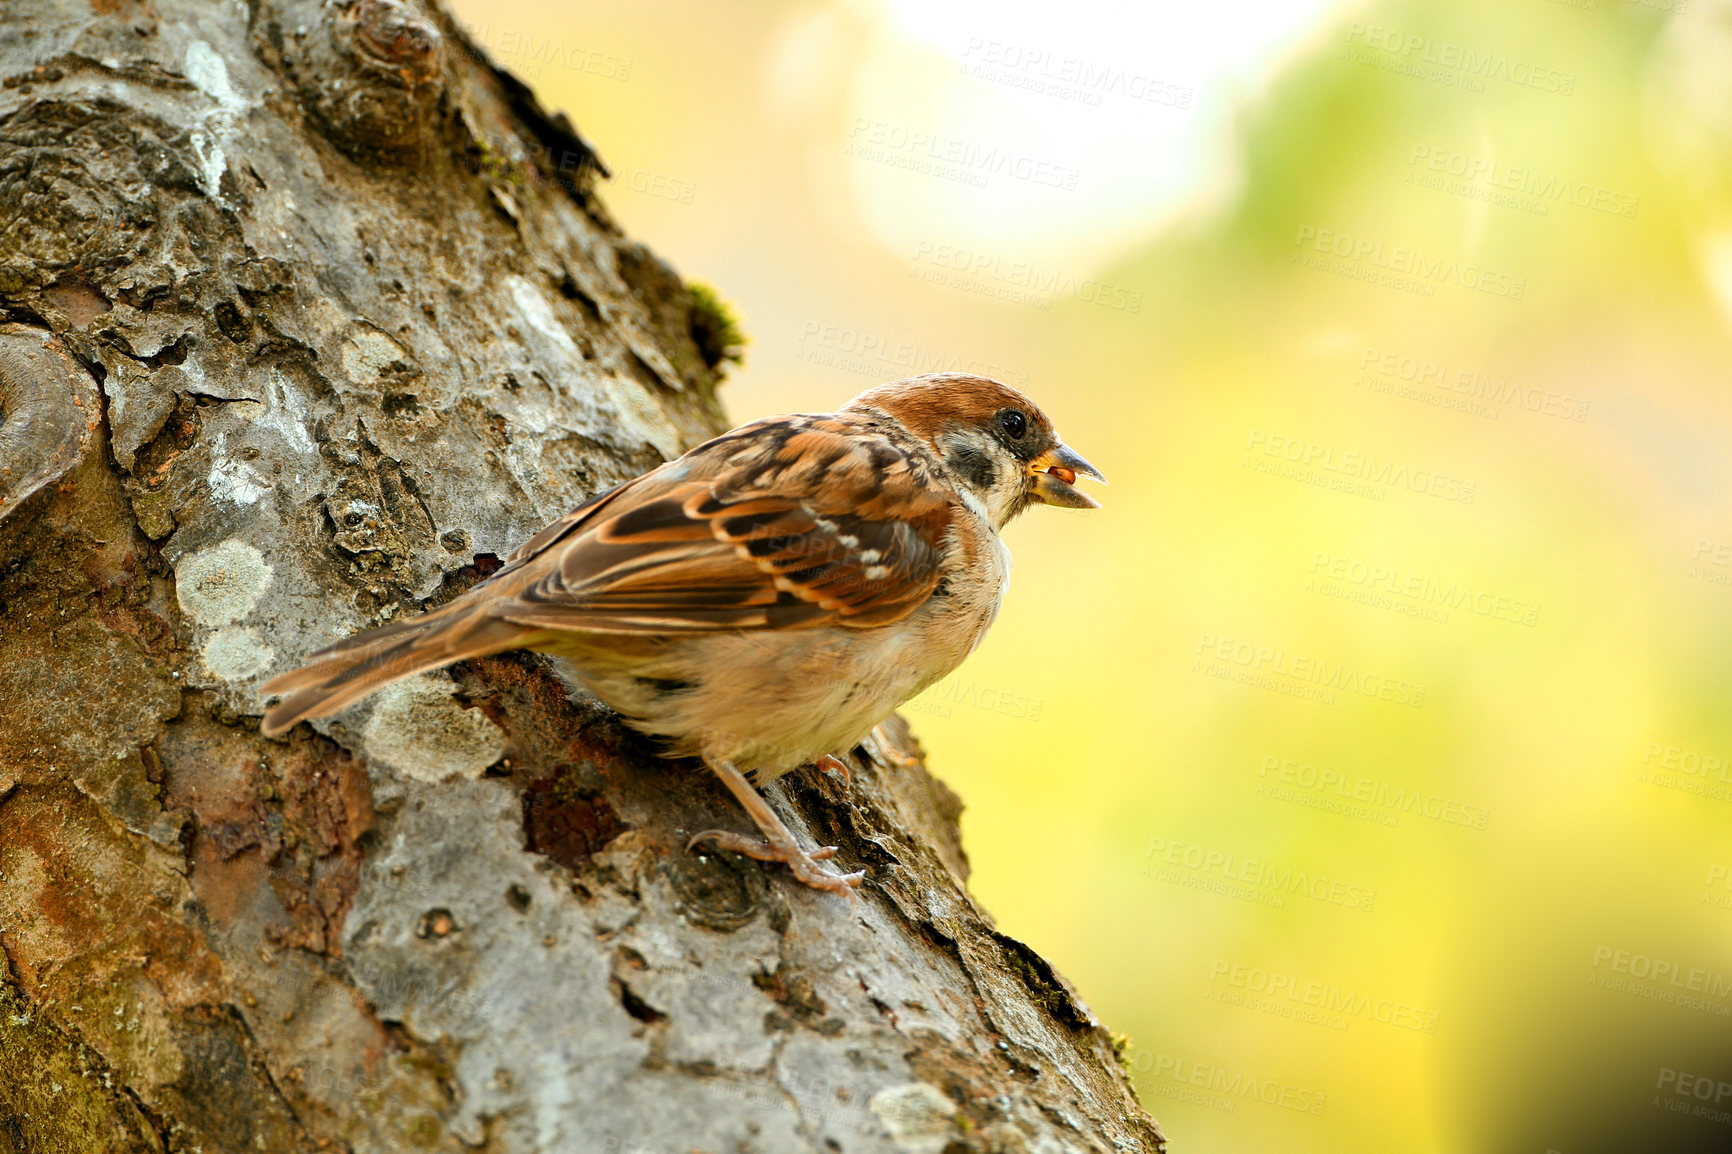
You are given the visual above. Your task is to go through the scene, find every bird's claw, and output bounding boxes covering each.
[866,725,921,770]
[812,754,851,786]
[687,830,862,897]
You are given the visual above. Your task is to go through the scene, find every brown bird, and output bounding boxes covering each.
[260,373,1103,896]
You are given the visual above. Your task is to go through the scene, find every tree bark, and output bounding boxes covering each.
[0,2,1165,1151]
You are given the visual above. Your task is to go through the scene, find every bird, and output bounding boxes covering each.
[259,373,1104,896]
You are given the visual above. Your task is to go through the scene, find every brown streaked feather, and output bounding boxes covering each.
[260,413,956,734]
[490,415,953,633]
[260,613,536,736]
[503,480,632,564]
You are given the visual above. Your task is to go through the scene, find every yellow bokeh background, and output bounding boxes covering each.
[445,0,1732,1149]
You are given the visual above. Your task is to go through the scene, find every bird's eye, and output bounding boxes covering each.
[997,409,1028,438]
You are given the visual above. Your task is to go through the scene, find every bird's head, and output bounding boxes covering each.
[846,373,1106,529]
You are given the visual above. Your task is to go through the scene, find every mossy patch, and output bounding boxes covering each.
[1109,1029,1145,1102]
[686,281,746,373]
[0,980,165,1153]
[994,931,1091,1029]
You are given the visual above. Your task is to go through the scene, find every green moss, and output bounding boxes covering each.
[1108,1030,1144,1104]
[0,981,164,1152]
[551,763,592,805]
[686,281,747,374]
[405,1112,444,1147]
[1000,941,1067,1015]
[1109,1030,1133,1069]
[470,137,516,184]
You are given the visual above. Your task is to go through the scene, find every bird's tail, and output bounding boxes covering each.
[259,595,533,737]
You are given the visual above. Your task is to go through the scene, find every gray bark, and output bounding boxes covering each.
[0,1,1165,1151]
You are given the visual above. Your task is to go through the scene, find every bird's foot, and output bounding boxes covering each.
[867,723,921,770]
[812,753,851,787]
[687,829,864,897]
[697,757,866,901]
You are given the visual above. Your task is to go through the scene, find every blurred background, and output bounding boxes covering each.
[443,0,1732,1149]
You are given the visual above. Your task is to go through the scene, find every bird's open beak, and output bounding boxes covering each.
[1028,443,1107,509]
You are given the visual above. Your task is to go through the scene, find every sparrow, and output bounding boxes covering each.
[260,373,1104,896]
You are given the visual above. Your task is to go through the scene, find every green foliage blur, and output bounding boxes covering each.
[452,0,1732,1148]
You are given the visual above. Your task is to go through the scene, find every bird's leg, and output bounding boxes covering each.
[867,723,921,770]
[688,758,864,898]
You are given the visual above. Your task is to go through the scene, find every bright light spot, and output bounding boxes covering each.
[768,0,1343,269]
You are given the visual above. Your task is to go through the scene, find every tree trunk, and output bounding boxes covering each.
[0,1,1165,1151]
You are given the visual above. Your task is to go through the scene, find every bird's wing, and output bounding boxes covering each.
[487,415,956,634]
[258,415,956,734]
